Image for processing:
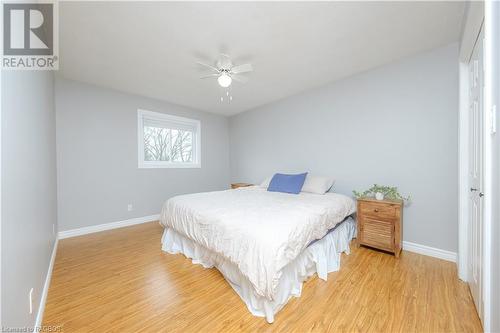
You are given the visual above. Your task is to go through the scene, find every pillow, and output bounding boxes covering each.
[260,176,272,188]
[261,174,335,194]
[301,175,335,194]
[267,173,308,194]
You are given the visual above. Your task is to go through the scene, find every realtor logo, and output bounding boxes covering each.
[2,2,58,70]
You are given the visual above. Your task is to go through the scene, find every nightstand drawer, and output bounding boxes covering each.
[358,201,397,220]
[360,217,393,250]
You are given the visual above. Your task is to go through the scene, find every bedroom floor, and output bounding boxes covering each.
[43,222,482,333]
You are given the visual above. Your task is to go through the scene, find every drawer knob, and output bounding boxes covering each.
[374,209,379,212]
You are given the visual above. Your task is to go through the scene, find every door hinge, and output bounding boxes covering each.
[491,105,497,134]
[473,60,479,87]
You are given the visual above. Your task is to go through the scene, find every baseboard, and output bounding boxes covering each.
[58,214,160,239]
[403,241,457,262]
[35,237,58,329]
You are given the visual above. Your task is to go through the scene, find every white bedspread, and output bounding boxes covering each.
[159,186,355,300]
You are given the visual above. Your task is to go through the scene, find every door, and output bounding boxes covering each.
[468,25,484,321]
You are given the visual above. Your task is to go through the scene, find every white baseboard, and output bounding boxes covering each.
[58,214,160,239]
[35,237,59,329]
[403,241,457,262]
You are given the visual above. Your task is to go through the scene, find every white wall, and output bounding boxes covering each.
[1,71,57,328]
[229,43,459,252]
[55,78,230,231]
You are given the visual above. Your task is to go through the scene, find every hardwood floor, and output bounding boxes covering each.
[43,222,482,333]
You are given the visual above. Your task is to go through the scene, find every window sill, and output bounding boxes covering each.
[138,162,201,169]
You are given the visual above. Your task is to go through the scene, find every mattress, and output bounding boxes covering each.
[159,186,356,300]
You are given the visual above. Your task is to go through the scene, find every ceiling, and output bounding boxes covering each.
[59,1,465,116]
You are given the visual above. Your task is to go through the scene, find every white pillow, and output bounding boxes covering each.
[260,174,334,194]
[260,176,272,188]
[301,175,335,194]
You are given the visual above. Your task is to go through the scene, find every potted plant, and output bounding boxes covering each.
[353,184,410,202]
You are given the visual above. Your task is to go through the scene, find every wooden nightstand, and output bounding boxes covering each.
[357,197,403,257]
[231,183,253,189]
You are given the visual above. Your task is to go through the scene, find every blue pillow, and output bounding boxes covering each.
[267,173,308,194]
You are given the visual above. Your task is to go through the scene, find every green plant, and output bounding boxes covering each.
[353,184,410,202]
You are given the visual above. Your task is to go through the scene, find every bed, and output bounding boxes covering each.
[159,185,356,323]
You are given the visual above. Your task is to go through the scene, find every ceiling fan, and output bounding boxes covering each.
[198,54,253,88]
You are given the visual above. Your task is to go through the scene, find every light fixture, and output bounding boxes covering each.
[217,73,232,87]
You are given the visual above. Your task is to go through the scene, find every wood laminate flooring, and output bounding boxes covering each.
[43,222,482,333]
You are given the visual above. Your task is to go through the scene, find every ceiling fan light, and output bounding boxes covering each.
[218,74,232,87]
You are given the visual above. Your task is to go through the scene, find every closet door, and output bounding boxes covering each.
[468,25,484,322]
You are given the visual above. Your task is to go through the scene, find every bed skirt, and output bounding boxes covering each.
[161,217,356,323]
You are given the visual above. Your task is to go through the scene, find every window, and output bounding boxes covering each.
[138,109,201,168]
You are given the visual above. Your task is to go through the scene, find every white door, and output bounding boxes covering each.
[468,25,484,322]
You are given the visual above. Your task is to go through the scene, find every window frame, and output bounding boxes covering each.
[137,109,201,169]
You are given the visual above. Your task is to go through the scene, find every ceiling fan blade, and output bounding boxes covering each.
[231,74,248,84]
[231,63,253,74]
[217,54,232,70]
[199,73,219,79]
[196,61,220,73]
